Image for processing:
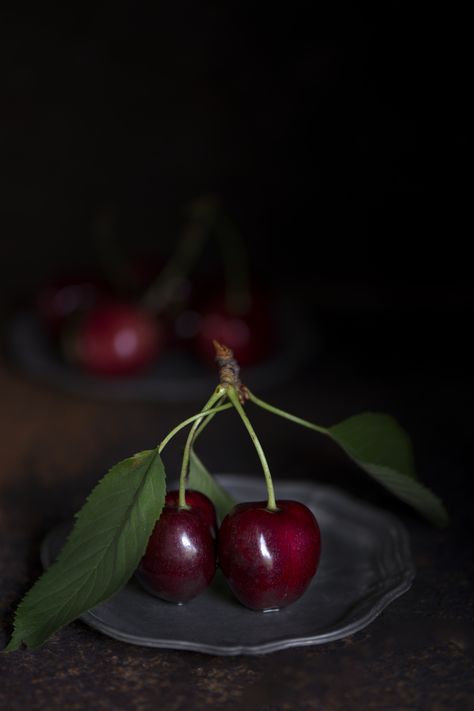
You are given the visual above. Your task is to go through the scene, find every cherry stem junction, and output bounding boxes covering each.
[178,386,226,509]
[227,386,277,511]
[163,344,330,514]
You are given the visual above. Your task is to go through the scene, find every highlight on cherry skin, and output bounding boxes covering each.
[136,490,217,604]
[65,301,163,376]
[164,489,218,539]
[218,500,321,611]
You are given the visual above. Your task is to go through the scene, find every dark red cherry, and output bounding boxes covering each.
[218,500,321,610]
[65,301,162,376]
[165,490,218,538]
[136,493,217,603]
[193,289,275,367]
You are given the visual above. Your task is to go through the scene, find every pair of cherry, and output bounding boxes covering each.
[137,489,321,611]
[36,273,273,376]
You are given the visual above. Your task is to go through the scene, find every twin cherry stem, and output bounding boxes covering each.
[141,197,220,313]
[226,387,277,511]
[140,197,251,316]
[178,387,227,509]
[157,342,329,513]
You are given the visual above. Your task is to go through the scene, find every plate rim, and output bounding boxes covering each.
[41,475,416,655]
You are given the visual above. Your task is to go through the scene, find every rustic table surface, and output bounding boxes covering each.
[1,314,472,711]
[0,2,470,707]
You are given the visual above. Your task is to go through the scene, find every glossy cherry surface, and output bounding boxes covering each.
[164,489,218,538]
[193,290,274,367]
[67,301,162,376]
[218,500,321,610]
[137,493,217,603]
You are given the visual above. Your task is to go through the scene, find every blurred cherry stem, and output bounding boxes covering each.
[213,213,251,314]
[141,197,220,313]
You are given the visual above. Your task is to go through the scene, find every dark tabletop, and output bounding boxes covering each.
[1,296,473,711]
[0,4,472,708]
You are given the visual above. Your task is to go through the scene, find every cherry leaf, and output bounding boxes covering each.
[5,449,166,651]
[188,450,236,522]
[329,413,449,527]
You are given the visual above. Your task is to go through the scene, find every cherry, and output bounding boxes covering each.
[193,289,275,367]
[36,273,109,337]
[164,489,218,538]
[218,500,321,610]
[65,301,162,376]
[136,491,217,603]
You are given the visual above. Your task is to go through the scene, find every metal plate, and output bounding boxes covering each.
[7,298,316,402]
[41,476,415,655]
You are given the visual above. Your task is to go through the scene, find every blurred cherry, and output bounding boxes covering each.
[65,301,163,376]
[193,288,275,366]
[36,273,109,337]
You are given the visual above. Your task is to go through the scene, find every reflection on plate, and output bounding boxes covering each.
[41,476,415,655]
[7,299,316,402]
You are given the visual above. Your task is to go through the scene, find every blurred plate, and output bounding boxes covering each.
[41,476,415,655]
[7,298,316,402]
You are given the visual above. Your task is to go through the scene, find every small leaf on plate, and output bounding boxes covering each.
[329,413,449,527]
[5,448,166,651]
[188,450,236,522]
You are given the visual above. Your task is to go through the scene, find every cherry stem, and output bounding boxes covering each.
[193,397,226,441]
[141,197,219,313]
[227,387,277,511]
[157,402,232,455]
[178,387,226,508]
[247,390,329,436]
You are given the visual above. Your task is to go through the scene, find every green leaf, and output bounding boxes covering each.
[331,413,417,479]
[188,450,236,522]
[329,413,449,527]
[5,449,166,651]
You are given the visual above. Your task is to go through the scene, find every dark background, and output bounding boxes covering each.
[1,3,472,370]
[1,3,472,709]
[1,4,470,286]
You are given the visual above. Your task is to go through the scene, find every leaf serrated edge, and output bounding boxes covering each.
[4,448,165,652]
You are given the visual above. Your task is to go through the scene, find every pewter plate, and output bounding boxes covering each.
[7,297,316,402]
[41,476,415,655]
